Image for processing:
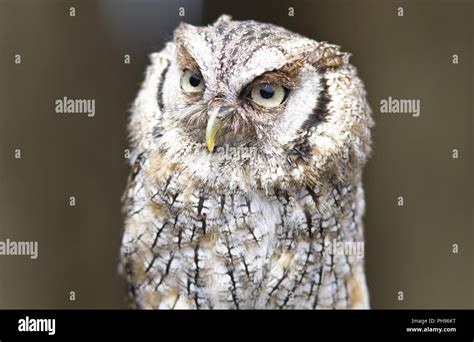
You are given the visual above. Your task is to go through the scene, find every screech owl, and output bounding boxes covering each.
[119,15,373,309]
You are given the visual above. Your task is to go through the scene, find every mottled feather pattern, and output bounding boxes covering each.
[120,15,373,309]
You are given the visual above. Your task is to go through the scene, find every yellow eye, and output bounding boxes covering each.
[180,69,205,93]
[249,83,287,108]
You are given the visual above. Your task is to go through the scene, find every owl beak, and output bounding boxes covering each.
[206,106,233,152]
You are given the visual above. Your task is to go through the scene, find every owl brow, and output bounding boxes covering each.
[241,64,301,96]
[176,44,202,75]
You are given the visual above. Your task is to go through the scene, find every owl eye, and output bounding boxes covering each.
[249,83,287,108]
[180,69,205,93]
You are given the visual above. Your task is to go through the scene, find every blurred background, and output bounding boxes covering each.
[0,0,472,309]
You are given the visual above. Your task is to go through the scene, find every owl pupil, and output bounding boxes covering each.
[189,74,201,87]
[259,84,274,99]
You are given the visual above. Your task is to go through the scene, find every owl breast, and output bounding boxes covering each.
[121,158,368,309]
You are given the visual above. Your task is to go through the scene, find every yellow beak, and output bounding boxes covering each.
[206,110,221,152]
[206,106,233,152]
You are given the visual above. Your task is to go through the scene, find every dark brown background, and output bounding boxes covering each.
[0,0,472,309]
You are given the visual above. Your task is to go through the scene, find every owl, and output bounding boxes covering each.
[119,15,373,309]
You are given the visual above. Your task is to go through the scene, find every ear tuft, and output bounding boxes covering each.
[308,43,350,71]
[214,14,232,26]
[173,22,196,44]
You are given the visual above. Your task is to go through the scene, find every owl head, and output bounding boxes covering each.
[130,15,372,192]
